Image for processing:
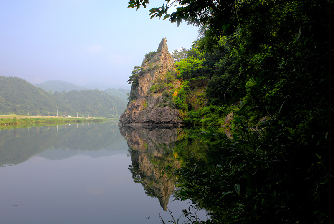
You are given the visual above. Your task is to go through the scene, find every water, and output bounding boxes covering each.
[0,123,207,224]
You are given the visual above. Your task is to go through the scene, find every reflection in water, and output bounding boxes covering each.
[0,122,124,167]
[120,125,334,223]
[120,126,181,211]
[0,123,208,224]
[171,129,334,223]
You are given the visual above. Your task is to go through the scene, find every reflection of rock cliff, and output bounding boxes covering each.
[120,126,180,211]
[119,38,182,126]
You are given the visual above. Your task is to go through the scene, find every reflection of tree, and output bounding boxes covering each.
[173,129,334,223]
[120,126,181,211]
[0,122,121,167]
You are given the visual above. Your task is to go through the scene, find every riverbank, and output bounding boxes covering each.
[0,114,115,130]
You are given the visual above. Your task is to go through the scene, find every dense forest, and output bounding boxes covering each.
[0,76,127,117]
[129,0,333,223]
[104,88,130,101]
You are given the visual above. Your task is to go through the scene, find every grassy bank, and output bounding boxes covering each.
[0,114,116,130]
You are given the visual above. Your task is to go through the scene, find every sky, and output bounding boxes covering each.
[0,0,199,89]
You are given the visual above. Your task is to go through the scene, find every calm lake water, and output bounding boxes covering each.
[0,122,207,224]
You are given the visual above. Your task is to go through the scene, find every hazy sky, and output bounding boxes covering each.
[0,0,199,88]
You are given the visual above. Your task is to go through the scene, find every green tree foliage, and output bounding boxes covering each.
[172,47,188,62]
[149,70,176,94]
[131,0,334,143]
[54,89,126,117]
[104,88,130,101]
[128,0,334,222]
[0,76,66,116]
[128,66,142,86]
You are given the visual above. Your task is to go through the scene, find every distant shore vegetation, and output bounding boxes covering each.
[0,114,113,130]
[0,76,129,118]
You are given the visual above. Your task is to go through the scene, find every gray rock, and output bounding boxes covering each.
[120,38,182,126]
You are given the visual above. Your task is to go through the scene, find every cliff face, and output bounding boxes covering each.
[119,38,182,126]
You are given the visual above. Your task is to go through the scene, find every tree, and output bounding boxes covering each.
[128,1,334,222]
[127,66,142,85]
[129,0,334,133]
[128,0,237,34]
[172,47,188,62]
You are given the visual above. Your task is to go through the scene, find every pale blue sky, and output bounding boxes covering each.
[0,0,199,88]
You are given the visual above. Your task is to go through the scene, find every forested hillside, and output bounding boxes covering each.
[54,89,126,117]
[0,76,126,117]
[36,80,130,103]
[104,88,130,102]
[0,76,66,115]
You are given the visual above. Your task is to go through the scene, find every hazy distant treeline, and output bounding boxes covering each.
[0,76,129,117]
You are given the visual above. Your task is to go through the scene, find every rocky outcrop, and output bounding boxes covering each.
[120,126,181,211]
[120,96,181,126]
[119,38,182,126]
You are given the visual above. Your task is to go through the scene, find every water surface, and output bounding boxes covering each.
[0,123,205,224]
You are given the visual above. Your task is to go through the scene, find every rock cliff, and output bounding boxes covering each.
[119,38,182,126]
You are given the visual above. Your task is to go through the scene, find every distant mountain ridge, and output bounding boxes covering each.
[0,76,127,117]
[35,80,130,102]
[35,80,89,92]
[36,80,130,92]
[80,82,131,91]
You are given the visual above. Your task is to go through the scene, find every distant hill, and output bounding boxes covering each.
[80,82,131,91]
[0,76,66,115]
[36,80,130,102]
[54,90,126,117]
[35,80,89,92]
[104,88,130,101]
[0,76,127,117]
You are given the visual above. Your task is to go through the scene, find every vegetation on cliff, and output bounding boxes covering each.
[120,38,182,125]
[128,0,334,152]
[129,0,334,126]
[128,0,334,223]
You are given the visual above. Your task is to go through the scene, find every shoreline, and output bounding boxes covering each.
[0,114,116,129]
